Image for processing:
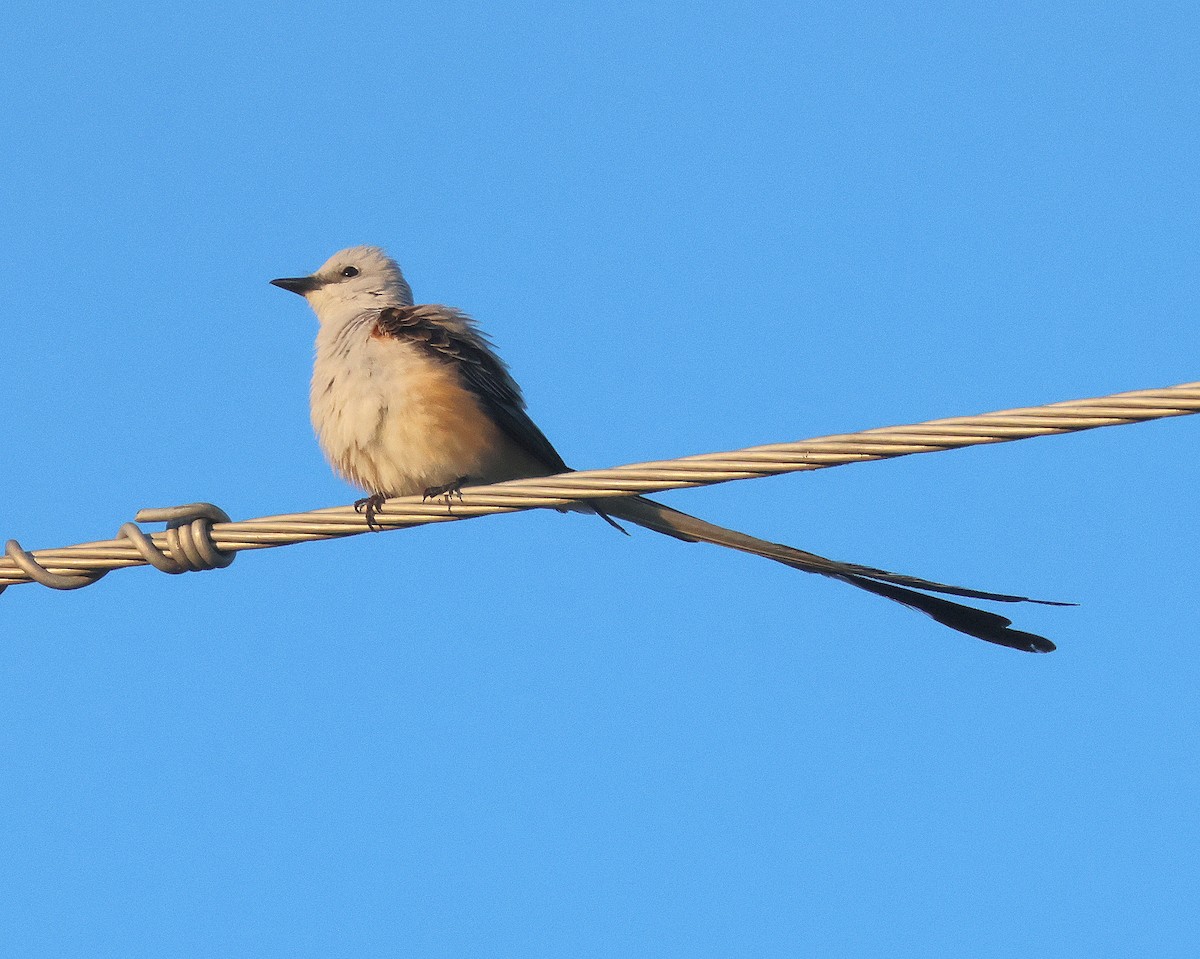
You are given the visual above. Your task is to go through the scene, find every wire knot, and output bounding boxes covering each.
[1,502,235,595]
[120,503,235,574]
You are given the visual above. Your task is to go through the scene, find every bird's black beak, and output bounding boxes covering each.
[270,275,322,296]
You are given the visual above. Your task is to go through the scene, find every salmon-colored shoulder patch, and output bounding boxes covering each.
[369,320,390,340]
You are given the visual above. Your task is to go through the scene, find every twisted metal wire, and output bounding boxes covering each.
[2,380,1197,592]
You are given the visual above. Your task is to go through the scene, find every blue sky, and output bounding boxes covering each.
[2,2,1198,956]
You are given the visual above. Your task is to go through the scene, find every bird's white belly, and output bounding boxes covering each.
[311,330,505,497]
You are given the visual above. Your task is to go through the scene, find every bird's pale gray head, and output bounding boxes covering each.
[270,245,414,320]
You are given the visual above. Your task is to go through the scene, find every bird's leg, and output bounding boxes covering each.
[354,493,388,531]
[423,475,469,510]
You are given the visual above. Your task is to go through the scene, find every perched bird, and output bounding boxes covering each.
[272,246,1065,652]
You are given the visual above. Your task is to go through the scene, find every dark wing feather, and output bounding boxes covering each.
[376,305,570,473]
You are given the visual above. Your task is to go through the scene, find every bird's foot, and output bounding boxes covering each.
[354,493,388,531]
[423,476,469,511]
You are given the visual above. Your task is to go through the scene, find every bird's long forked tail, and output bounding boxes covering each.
[601,495,1070,653]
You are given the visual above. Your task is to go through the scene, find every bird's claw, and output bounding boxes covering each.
[354,493,388,531]
[423,476,468,511]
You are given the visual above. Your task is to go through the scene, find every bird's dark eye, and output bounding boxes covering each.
[340,266,360,278]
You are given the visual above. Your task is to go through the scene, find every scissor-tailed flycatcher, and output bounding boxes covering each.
[272,246,1065,653]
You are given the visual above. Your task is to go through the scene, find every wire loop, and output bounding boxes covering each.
[4,539,108,590]
[121,503,236,573]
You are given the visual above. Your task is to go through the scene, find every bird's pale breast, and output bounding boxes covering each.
[311,322,508,496]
